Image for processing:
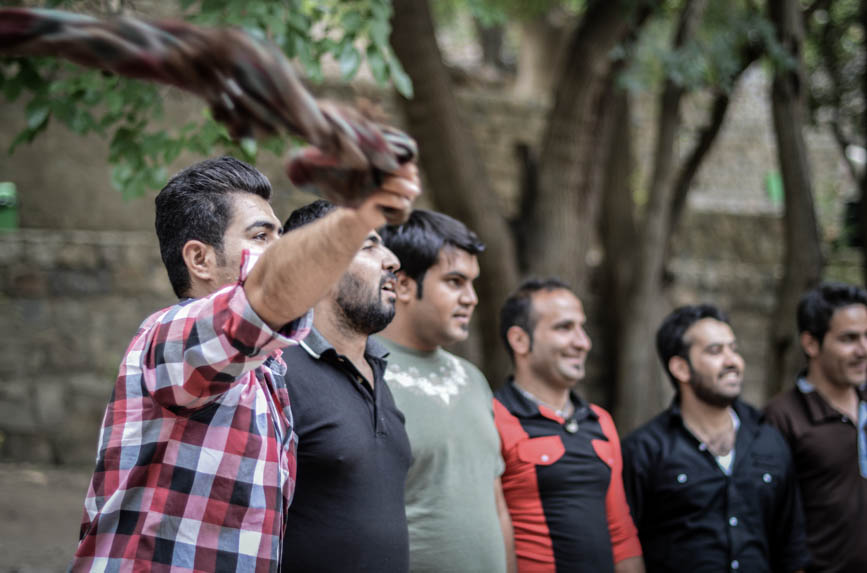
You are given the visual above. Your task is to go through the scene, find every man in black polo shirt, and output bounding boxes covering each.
[622,304,809,573]
[279,200,412,572]
[765,282,867,573]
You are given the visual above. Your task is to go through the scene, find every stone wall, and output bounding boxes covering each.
[0,230,172,464]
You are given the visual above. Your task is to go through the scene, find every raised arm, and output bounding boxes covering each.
[245,162,420,329]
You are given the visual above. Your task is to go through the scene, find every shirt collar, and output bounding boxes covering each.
[299,327,389,361]
[502,376,597,423]
[796,375,867,423]
[665,397,752,429]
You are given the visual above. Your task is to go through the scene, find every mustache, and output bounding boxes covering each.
[718,366,741,378]
[379,271,397,289]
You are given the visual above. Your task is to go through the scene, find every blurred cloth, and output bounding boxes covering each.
[0,7,417,222]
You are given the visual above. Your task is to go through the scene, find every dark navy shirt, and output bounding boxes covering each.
[622,399,810,573]
[280,328,411,573]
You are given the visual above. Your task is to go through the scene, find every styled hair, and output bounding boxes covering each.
[379,209,485,297]
[499,277,572,361]
[656,304,730,393]
[155,156,272,298]
[797,282,867,345]
[283,199,336,232]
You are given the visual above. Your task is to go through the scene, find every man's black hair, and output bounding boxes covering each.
[155,156,272,298]
[656,304,730,394]
[499,277,572,362]
[379,209,485,298]
[283,199,336,232]
[797,282,867,345]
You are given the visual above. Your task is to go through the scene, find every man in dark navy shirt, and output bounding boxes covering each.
[494,278,644,573]
[279,200,413,573]
[622,304,809,573]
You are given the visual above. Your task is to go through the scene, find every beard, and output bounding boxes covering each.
[689,366,740,408]
[335,270,396,335]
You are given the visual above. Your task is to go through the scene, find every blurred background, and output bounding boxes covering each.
[1,0,865,569]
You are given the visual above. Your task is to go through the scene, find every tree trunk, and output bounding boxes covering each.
[525,0,652,296]
[390,0,519,385]
[513,13,574,100]
[861,0,867,285]
[597,84,637,411]
[766,0,824,399]
[613,0,708,432]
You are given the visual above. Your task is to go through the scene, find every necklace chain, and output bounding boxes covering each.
[515,385,574,419]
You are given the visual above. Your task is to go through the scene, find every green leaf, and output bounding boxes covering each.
[388,57,414,98]
[339,43,362,79]
[240,137,258,159]
[367,46,388,84]
[26,103,50,131]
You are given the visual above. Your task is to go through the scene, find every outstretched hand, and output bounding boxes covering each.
[355,161,421,228]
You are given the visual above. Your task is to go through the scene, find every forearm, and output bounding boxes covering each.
[494,478,517,573]
[614,556,645,573]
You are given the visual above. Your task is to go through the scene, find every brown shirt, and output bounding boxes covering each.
[764,380,867,573]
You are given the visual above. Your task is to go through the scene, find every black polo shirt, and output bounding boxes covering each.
[280,328,411,573]
[764,379,867,573]
[622,399,810,573]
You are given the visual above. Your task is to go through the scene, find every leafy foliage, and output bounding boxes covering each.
[0,0,413,197]
[619,0,776,95]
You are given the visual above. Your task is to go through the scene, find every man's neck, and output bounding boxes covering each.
[314,301,373,384]
[679,393,736,456]
[513,371,572,412]
[806,368,859,419]
[379,311,438,352]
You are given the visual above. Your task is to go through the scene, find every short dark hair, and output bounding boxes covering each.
[155,156,272,298]
[656,304,730,393]
[379,210,485,297]
[797,282,867,345]
[499,277,572,361]
[283,199,336,232]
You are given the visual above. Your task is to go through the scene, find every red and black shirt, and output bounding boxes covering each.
[493,380,642,572]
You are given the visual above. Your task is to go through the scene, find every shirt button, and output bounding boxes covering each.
[729,516,738,527]
[541,454,549,462]
[762,473,772,483]
[731,560,740,570]
[698,443,707,451]
[677,473,688,483]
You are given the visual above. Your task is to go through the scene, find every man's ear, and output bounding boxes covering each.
[395,271,417,304]
[181,240,217,284]
[507,325,531,357]
[800,331,821,359]
[669,355,691,385]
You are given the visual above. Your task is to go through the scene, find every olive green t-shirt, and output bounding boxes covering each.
[378,337,507,573]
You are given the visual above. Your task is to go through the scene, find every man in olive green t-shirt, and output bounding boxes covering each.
[378,210,516,573]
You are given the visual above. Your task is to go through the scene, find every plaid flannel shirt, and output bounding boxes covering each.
[71,252,312,572]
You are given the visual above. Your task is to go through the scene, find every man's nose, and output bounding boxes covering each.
[382,248,400,273]
[460,284,478,306]
[574,327,592,351]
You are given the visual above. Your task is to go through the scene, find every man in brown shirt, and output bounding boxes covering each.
[765,282,867,573]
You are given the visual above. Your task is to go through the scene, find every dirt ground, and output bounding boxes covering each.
[0,463,92,573]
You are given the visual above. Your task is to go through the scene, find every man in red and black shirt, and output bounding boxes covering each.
[494,278,644,573]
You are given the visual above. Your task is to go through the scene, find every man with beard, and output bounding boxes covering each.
[622,304,809,573]
[765,283,867,572]
[494,279,644,573]
[377,210,516,573]
[279,200,412,573]
[70,157,420,572]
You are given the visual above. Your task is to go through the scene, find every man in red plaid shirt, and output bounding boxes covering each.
[70,156,420,572]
